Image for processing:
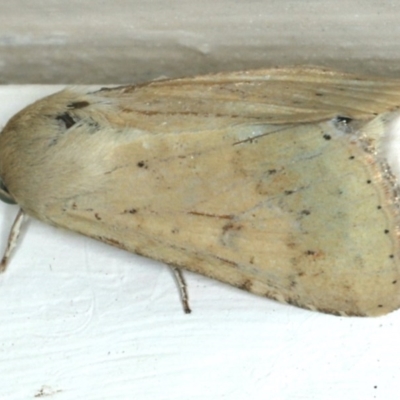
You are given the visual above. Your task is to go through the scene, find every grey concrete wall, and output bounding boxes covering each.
[1,0,400,83]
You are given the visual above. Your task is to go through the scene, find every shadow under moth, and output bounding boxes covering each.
[1,66,400,317]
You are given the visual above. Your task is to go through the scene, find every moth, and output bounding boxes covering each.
[1,66,400,317]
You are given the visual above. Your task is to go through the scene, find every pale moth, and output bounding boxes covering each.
[1,67,400,317]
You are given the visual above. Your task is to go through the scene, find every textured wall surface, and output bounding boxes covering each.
[1,0,400,83]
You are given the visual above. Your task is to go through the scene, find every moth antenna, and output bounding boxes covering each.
[169,265,191,314]
[0,209,26,272]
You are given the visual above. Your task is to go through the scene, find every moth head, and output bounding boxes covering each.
[0,178,16,204]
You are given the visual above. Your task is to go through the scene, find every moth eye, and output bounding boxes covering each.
[0,179,16,204]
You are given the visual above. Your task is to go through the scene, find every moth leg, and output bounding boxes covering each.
[0,208,26,272]
[169,265,192,314]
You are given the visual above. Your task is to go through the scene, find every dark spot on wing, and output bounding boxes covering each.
[137,161,148,169]
[68,101,90,109]
[123,208,138,214]
[222,222,243,233]
[56,112,76,129]
[336,116,353,124]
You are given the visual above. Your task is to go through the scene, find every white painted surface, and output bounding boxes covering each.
[0,87,399,400]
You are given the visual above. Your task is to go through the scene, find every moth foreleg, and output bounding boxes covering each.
[169,265,191,314]
[0,208,26,271]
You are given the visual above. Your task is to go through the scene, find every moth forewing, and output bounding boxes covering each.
[1,67,400,316]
